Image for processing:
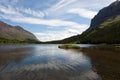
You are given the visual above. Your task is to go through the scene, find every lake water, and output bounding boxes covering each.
[0,44,120,80]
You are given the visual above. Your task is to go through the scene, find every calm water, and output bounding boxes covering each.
[0,44,119,80]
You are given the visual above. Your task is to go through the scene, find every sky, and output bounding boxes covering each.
[0,0,116,41]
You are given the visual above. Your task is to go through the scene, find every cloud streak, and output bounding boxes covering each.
[16,8,45,18]
[1,13,87,29]
[0,4,87,29]
[0,5,21,16]
[68,8,97,19]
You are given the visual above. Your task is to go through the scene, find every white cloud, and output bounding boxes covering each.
[34,30,78,41]
[68,29,80,34]
[45,0,78,19]
[16,8,45,18]
[68,8,97,19]
[1,14,87,28]
[0,5,21,16]
[34,26,88,41]
[0,3,87,29]
[51,0,76,10]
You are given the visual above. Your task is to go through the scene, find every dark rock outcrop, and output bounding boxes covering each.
[88,0,120,31]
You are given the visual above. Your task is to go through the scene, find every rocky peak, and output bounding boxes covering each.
[13,26,24,31]
[88,0,120,31]
[0,21,12,29]
[110,0,120,6]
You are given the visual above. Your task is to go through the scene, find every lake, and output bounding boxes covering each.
[0,44,120,80]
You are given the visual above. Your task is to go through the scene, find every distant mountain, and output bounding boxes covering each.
[0,21,39,43]
[49,0,120,44]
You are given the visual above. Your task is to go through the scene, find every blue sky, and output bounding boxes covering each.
[0,0,116,41]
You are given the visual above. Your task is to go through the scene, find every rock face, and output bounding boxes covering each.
[79,0,120,43]
[0,21,38,43]
[88,0,120,31]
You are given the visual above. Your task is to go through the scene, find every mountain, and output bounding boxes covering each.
[80,15,120,44]
[0,21,39,43]
[88,0,120,31]
[50,0,120,44]
[80,0,120,44]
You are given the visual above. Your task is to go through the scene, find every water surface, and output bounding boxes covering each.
[0,44,119,80]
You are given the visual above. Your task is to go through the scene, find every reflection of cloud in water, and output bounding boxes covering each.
[71,70,101,80]
[17,46,91,71]
[0,44,101,80]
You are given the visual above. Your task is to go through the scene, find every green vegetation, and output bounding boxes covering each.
[58,44,80,49]
[80,17,120,44]
[0,38,41,44]
[115,44,120,49]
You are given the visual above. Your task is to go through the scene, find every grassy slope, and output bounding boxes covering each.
[0,38,40,44]
[0,21,39,44]
[80,16,120,44]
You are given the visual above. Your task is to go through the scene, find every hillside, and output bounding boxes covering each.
[0,21,39,43]
[88,0,120,31]
[80,0,120,44]
[51,0,120,44]
[80,15,120,44]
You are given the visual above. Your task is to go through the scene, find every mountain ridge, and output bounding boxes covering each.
[88,0,120,31]
[0,20,39,43]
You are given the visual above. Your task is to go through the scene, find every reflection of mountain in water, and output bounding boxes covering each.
[0,45,34,64]
[82,47,120,80]
[0,44,101,80]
